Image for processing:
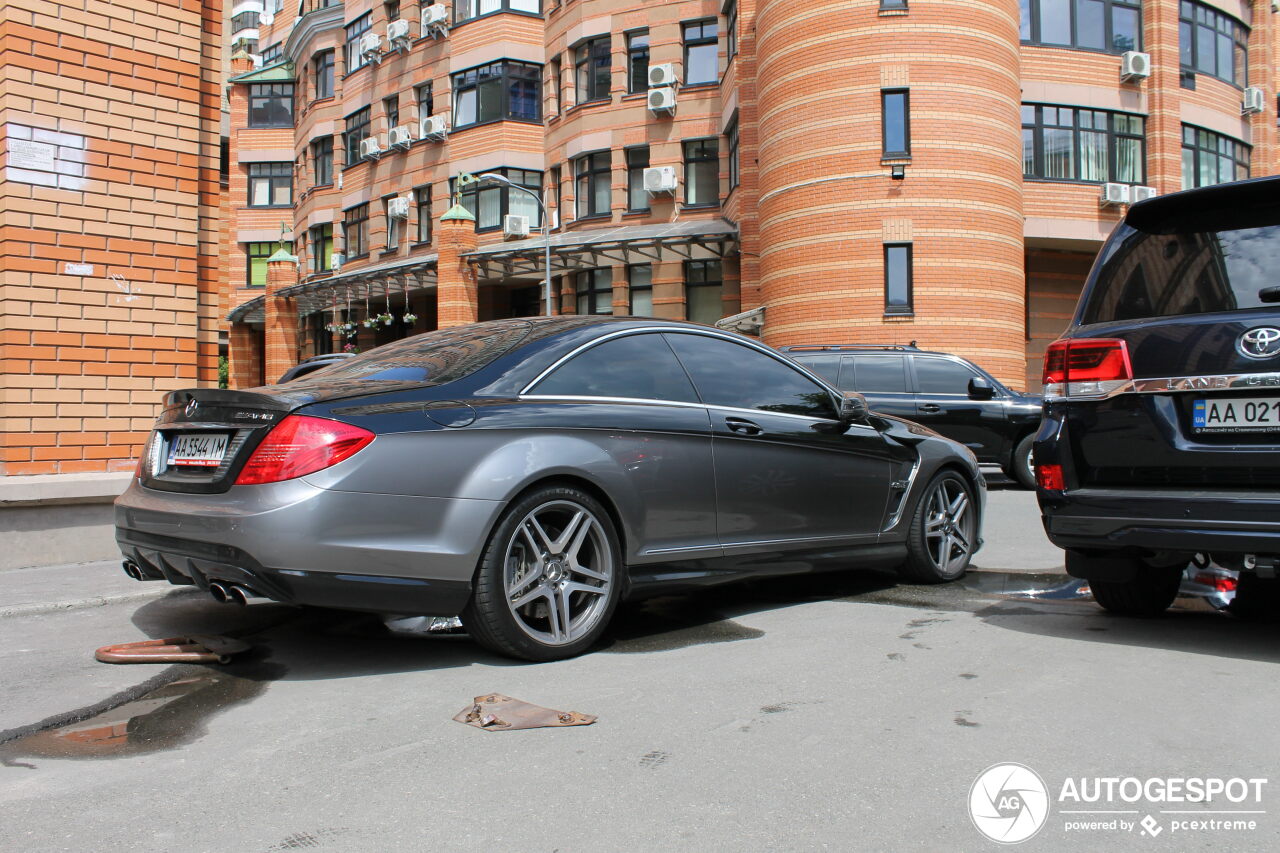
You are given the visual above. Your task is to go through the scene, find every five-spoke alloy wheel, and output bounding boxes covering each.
[464,485,621,661]
[900,471,977,583]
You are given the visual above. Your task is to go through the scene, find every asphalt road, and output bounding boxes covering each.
[2,488,1276,852]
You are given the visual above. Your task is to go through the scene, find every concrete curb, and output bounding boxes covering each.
[0,585,192,619]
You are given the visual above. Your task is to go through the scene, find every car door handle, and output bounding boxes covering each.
[919,404,942,413]
[725,417,764,436]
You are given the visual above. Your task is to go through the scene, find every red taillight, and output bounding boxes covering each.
[235,415,374,486]
[1193,572,1238,593]
[1036,463,1065,491]
[1043,338,1133,390]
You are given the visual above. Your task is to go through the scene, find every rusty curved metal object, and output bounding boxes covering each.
[94,635,252,665]
[453,693,597,731]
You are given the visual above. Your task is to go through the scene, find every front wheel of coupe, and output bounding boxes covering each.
[462,485,622,661]
[899,471,977,584]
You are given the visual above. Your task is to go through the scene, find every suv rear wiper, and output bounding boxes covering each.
[1259,286,1280,304]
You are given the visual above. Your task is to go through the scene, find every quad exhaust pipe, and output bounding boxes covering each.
[208,581,257,605]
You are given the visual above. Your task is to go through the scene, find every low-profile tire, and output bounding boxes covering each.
[1008,433,1036,490]
[899,471,977,584]
[462,484,622,662]
[1088,562,1181,616]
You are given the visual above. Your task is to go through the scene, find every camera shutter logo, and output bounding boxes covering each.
[1238,327,1280,360]
[969,763,1050,844]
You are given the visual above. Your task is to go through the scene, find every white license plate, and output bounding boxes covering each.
[167,433,229,468]
[1193,397,1280,433]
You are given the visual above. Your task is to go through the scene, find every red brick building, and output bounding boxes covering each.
[221,0,1275,390]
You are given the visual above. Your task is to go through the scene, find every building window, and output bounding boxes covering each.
[549,57,562,114]
[575,268,613,315]
[384,0,400,21]
[453,168,543,231]
[247,162,292,207]
[628,263,652,316]
[627,31,650,94]
[344,203,369,259]
[452,61,542,128]
[880,0,908,9]
[626,146,650,212]
[454,0,541,24]
[383,95,399,129]
[246,241,291,288]
[725,120,740,190]
[344,106,371,166]
[248,83,294,128]
[725,1,738,59]
[550,165,562,226]
[683,20,718,85]
[310,224,333,273]
[1020,0,1141,53]
[312,137,333,187]
[683,138,719,207]
[1179,1,1248,88]
[416,83,433,120]
[231,11,259,31]
[383,195,401,251]
[684,260,723,324]
[884,244,912,315]
[344,13,372,74]
[1021,104,1145,184]
[881,89,910,157]
[575,37,611,103]
[1181,125,1249,189]
[575,150,611,219]
[314,50,335,100]
[415,187,431,244]
[260,43,282,65]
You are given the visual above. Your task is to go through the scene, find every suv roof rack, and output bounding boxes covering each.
[778,343,921,353]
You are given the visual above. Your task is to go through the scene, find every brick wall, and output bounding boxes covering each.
[0,0,223,476]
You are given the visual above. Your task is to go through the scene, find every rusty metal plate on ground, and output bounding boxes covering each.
[453,694,597,732]
[94,635,252,665]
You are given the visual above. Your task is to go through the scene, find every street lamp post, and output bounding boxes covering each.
[472,172,553,317]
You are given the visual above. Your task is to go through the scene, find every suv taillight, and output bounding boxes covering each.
[235,415,374,486]
[1042,338,1133,399]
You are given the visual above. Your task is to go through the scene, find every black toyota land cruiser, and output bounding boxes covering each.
[1035,175,1280,615]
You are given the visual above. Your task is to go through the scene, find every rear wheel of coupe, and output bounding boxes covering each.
[899,471,977,584]
[462,485,622,661]
[1087,561,1181,616]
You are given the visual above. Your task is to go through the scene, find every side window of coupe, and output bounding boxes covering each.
[531,333,701,403]
[665,333,839,419]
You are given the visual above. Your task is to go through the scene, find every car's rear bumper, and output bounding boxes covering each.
[1041,488,1280,555]
[114,478,501,615]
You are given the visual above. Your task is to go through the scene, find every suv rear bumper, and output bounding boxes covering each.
[1041,488,1280,554]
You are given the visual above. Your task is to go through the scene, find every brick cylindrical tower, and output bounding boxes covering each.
[755,0,1027,386]
[436,203,479,328]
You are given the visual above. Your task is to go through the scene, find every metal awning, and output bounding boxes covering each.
[228,60,296,84]
[226,219,738,324]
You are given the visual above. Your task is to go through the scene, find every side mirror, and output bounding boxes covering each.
[968,377,995,400]
[839,392,870,424]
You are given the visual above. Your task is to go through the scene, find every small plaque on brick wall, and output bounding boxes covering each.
[64,262,94,276]
[8,139,56,171]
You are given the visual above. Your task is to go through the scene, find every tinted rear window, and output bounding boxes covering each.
[296,321,535,385]
[1081,223,1280,324]
[845,354,909,393]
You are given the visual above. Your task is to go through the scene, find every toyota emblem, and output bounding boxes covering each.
[184,398,199,417]
[1238,327,1280,360]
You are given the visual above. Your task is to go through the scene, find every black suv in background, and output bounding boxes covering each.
[1035,175,1280,616]
[782,345,1044,488]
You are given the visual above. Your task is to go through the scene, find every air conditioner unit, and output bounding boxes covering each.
[387,197,410,219]
[1130,185,1158,202]
[421,4,449,36]
[359,136,383,159]
[360,32,384,62]
[418,115,448,139]
[330,252,344,269]
[387,19,411,45]
[648,63,677,87]
[648,87,676,113]
[1120,51,1150,81]
[261,11,274,25]
[503,214,530,239]
[1100,182,1130,206]
[643,166,678,194]
[1242,86,1265,115]
[388,125,414,148]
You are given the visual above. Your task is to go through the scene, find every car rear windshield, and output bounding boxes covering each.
[297,321,535,385]
[1081,223,1280,325]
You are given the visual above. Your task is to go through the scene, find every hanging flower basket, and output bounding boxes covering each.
[378,312,395,326]
[402,313,417,325]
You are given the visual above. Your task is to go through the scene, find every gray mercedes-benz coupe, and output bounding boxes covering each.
[115,317,985,660]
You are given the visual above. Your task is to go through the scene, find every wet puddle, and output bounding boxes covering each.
[0,667,274,766]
